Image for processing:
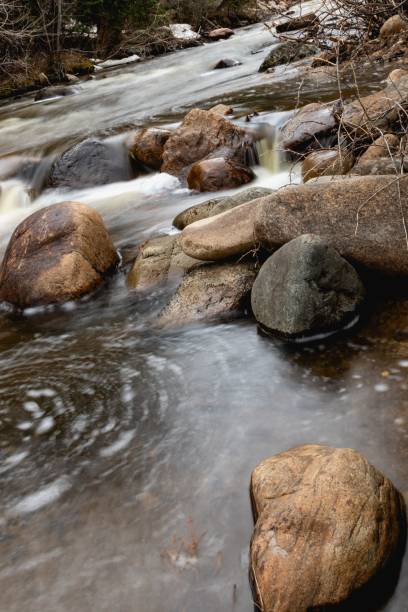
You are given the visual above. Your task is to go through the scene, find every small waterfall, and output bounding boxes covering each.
[0,180,31,214]
[254,124,281,174]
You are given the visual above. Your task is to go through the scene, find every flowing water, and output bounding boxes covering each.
[0,7,408,612]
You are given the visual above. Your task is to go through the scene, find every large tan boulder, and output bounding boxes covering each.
[350,158,406,176]
[0,202,119,308]
[173,186,272,230]
[187,157,254,192]
[127,234,202,291]
[49,138,131,188]
[302,148,354,182]
[161,108,254,179]
[255,175,408,276]
[158,261,257,327]
[380,15,407,39]
[180,199,259,261]
[342,72,408,135]
[126,128,172,171]
[250,445,406,612]
[359,134,400,162]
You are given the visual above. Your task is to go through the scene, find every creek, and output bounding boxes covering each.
[0,7,407,612]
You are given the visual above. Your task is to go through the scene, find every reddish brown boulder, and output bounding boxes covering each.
[302,148,354,182]
[187,157,254,192]
[161,108,254,180]
[126,128,172,171]
[0,201,119,308]
[251,445,406,612]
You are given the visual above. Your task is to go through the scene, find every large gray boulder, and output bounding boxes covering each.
[49,138,132,188]
[251,235,365,338]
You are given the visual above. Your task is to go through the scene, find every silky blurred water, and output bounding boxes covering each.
[0,10,407,612]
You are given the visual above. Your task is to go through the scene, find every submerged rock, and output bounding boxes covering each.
[209,103,233,116]
[213,58,242,69]
[34,85,75,101]
[302,148,355,182]
[0,201,118,308]
[187,157,254,192]
[161,108,254,180]
[158,261,256,327]
[49,138,131,188]
[259,41,318,72]
[280,102,337,153]
[255,175,408,277]
[173,186,272,230]
[126,128,172,171]
[127,235,202,291]
[251,234,365,338]
[250,444,406,612]
[181,199,259,261]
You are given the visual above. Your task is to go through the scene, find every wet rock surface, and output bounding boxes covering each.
[173,186,273,230]
[0,201,119,308]
[251,234,365,338]
[259,41,318,72]
[280,102,337,153]
[187,157,254,192]
[127,235,202,291]
[250,444,406,612]
[126,128,172,171]
[161,108,254,180]
[158,261,257,327]
[49,138,132,188]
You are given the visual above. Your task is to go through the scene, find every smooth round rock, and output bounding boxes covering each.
[251,234,365,338]
[251,444,406,612]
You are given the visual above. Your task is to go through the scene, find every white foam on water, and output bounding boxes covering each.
[100,430,135,458]
[0,451,29,474]
[11,477,71,516]
[35,416,55,435]
[27,388,57,398]
[0,180,30,213]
